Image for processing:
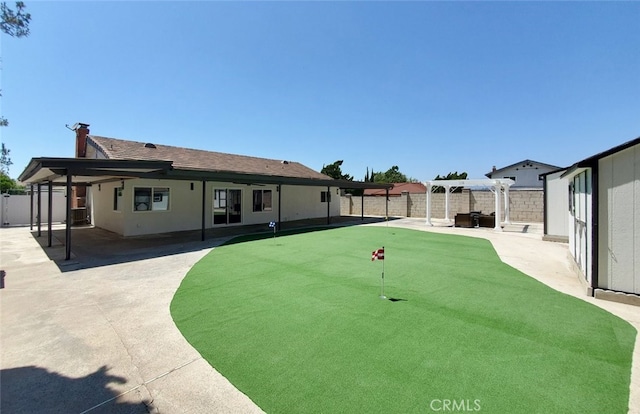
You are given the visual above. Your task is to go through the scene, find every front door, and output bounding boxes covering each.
[213,188,242,225]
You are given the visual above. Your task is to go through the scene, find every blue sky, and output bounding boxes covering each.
[2,1,639,181]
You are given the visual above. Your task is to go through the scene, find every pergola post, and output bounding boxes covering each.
[503,184,511,225]
[361,192,364,221]
[444,185,451,223]
[425,182,432,226]
[277,185,282,230]
[385,188,389,220]
[326,186,331,225]
[493,183,502,232]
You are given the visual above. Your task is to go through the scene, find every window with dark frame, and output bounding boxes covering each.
[253,189,273,212]
[134,187,170,212]
[321,191,331,203]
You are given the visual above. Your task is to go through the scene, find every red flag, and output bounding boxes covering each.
[371,247,384,261]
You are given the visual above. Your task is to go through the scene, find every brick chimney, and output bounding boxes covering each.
[73,122,90,158]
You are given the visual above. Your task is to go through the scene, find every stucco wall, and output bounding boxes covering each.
[598,144,640,294]
[342,189,543,222]
[91,179,340,237]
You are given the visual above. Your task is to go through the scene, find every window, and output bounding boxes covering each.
[503,176,516,182]
[214,189,227,208]
[134,187,170,211]
[113,188,122,211]
[253,189,272,212]
[321,191,331,203]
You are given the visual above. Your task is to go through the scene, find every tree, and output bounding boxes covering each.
[1,1,31,37]
[372,165,408,183]
[0,142,12,175]
[1,1,31,127]
[432,171,468,193]
[321,160,353,181]
[0,172,20,193]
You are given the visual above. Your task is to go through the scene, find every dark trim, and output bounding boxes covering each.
[47,180,53,247]
[65,174,72,260]
[18,158,173,182]
[591,165,599,296]
[562,137,640,179]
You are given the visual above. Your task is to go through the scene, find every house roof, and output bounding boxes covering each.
[364,182,427,196]
[88,135,330,180]
[485,159,562,178]
[561,136,640,179]
[19,135,392,190]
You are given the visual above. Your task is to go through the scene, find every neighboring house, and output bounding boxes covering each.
[486,159,561,188]
[18,124,389,258]
[550,137,640,302]
[363,182,426,196]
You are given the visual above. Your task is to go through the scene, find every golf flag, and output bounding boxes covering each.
[269,221,276,228]
[371,247,384,261]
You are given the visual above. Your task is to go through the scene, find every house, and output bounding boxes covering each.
[18,123,390,259]
[363,182,426,196]
[550,137,640,303]
[486,159,561,188]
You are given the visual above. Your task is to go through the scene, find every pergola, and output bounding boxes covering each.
[423,179,515,231]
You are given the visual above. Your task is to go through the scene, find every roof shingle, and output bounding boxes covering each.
[88,135,331,180]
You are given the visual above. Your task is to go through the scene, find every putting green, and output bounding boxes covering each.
[171,226,636,413]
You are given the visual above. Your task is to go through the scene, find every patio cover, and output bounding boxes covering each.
[423,179,515,231]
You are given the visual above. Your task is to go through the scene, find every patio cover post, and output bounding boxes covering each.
[503,184,511,224]
[65,173,72,260]
[48,180,53,247]
[493,183,502,232]
[37,183,41,237]
[277,184,282,230]
[361,192,364,221]
[29,184,33,230]
[425,182,433,226]
[201,180,206,241]
[327,186,331,225]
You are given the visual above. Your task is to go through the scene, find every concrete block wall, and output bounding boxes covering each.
[342,189,543,222]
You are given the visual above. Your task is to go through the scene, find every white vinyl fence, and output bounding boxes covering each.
[1,192,67,227]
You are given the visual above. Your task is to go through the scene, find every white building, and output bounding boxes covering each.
[552,137,640,302]
[486,159,561,188]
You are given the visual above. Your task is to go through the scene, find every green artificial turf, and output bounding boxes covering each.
[170,226,636,413]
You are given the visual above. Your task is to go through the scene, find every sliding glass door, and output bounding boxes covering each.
[213,189,242,225]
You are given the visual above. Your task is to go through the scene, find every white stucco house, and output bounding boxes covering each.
[548,137,640,302]
[18,123,390,260]
[486,159,561,188]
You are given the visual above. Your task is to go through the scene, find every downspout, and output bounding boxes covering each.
[37,183,42,237]
[591,166,599,296]
[201,180,206,241]
[65,173,72,260]
[48,180,53,247]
